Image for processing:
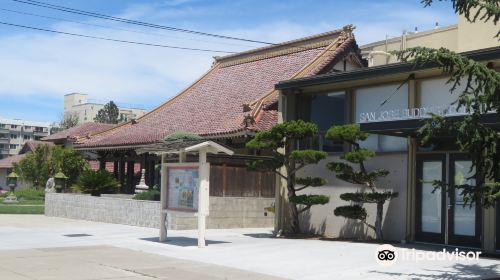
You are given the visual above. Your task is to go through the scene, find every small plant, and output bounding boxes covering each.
[76,170,119,196]
[326,124,398,240]
[133,190,161,201]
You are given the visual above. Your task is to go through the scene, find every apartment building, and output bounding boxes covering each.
[64,93,147,124]
[0,118,52,159]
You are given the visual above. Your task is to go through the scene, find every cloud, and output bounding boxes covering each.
[0,0,457,121]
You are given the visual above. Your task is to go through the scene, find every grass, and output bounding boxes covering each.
[0,189,45,214]
[0,204,44,214]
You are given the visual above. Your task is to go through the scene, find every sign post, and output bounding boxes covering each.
[156,141,233,248]
[197,150,210,247]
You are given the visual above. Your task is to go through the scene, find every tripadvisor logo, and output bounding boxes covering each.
[375,244,397,267]
[375,244,482,266]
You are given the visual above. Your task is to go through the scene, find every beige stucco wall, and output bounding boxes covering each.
[296,152,408,241]
[362,15,497,67]
[362,25,458,66]
[457,13,499,52]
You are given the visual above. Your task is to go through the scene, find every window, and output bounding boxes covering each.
[0,144,4,149]
[9,144,17,149]
[0,123,5,128]
[0,134,6,139]
[10,134,17,139]
[24,126,31,130]
[355,84,408,152]
[23,135,31,140]
[297,91,346,152]
[11,125,17,129]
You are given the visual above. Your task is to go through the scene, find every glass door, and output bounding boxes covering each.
[448,155,481,247]
[415,155,446,243]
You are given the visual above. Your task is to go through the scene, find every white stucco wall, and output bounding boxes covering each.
[297,152,408,241]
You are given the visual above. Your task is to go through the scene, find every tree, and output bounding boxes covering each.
[14,144,52,188]
[75,169,119,196]
[14,145,88,188]
[326,124,398,240]
[246,120,330,234]
[391,0,500,206]
[60,112,79,130]
[94,101,120,124]
[51,147,89,186]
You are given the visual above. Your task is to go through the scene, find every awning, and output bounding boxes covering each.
[360,113,499,138]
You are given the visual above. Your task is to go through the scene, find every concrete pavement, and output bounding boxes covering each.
[1,215,500,279]
[0,246,285,280]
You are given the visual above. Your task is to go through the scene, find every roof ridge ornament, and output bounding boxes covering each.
[339,24,355,41]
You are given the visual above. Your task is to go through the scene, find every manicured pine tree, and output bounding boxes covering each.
[326,124,398,240]
[246,120,329,234]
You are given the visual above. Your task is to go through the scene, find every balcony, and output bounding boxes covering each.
[22,126,34,132]
[0,127,8,134]
[33,130,48,137]
[0,137,8,144]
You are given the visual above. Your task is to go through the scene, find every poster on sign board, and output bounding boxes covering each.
[166,166,199,211]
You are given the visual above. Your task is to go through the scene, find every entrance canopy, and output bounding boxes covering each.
[360,113,499,137]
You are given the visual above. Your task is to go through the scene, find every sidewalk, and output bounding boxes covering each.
[1,215,499,279]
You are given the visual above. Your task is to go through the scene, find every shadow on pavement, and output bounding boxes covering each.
[140,236,231,247]
[369,263,500,279]
[243,233,275,238]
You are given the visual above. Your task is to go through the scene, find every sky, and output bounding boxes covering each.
[0,0,457,123]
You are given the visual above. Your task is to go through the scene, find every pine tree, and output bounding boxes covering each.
[326,124,398,240]
[94,101,120,124]
[392,1,500,206]
[246,120,329,234]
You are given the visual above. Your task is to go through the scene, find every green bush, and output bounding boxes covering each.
[76,170,119,196]
[14,188,45,201]
[133,190,160,201]
[164,131,202,142]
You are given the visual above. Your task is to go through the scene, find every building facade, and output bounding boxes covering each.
[0,118,52,159]
[64,93,147,124]
[275,17,499,252]
[70,26,363,229]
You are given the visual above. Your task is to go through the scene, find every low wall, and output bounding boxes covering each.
[45,193,274,229]
[45,193,161,228]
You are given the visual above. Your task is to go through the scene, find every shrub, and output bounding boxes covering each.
[133,190,160,201]
[164,131,202,142]
[76,170,119,196]
[14,188,45,201]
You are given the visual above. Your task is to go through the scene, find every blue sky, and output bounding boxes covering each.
[0,0,457,123]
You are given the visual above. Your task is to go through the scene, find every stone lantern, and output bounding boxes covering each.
[5,172,19,204]
[54,172,68,193]
[7,171,19,192]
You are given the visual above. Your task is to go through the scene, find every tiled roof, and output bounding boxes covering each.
[77,26,360,149]
[0,154,25,169]
[43,122,116,142]
[20,140,53,154]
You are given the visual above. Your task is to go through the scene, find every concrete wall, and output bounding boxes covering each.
[297,152,408,241]
[45,193,274,229]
